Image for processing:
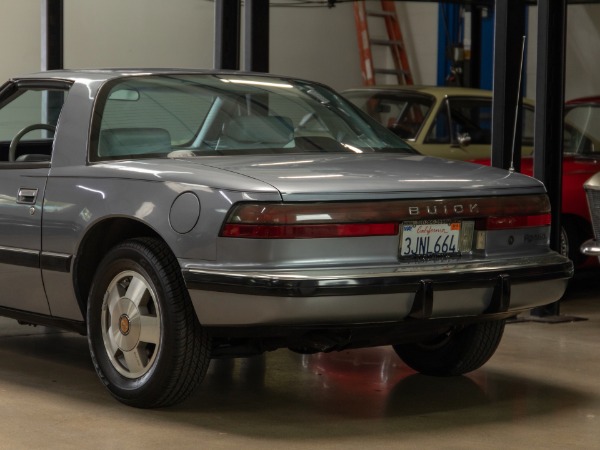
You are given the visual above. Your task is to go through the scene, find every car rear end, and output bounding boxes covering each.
[182,172,571,360]
[80,71,575,407]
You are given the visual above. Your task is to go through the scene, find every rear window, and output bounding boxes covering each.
[90,75,415,161]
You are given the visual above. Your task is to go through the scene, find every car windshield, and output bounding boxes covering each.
[563,104,600,155]
[343,90,434,140]
[90,74,414,161]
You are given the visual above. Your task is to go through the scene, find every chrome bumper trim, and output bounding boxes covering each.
[581,239,600,256]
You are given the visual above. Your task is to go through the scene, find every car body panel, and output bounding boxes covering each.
[197,153,545,199]
[0,70,572,350]
[0,166,50,314]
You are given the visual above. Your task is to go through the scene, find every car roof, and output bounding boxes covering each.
[10,68,305,84]
[342,85,537,107]
[343,85,492,98]
[566,95,600,105]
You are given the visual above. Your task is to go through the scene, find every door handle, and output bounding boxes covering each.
[17,188,38,204]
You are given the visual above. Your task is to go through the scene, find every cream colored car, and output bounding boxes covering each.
[344,86,535,161]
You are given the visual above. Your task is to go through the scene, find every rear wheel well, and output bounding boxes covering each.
[73,218,163,317]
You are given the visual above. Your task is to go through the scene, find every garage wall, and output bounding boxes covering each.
[0,1,432,92]
[268,4,360,90]
[64,0,214,70]
[526,4,600,101]
[270,1,437,90]
[564,4,600,100]
[0,1,598,99]
[0,1,40,82]
[396,2,438,86]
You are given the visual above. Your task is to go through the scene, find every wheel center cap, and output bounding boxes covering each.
[119,314,131,335]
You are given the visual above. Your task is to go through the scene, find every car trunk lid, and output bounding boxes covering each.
[196,153,545,201]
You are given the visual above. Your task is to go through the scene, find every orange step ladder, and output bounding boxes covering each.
[353,1,414,86]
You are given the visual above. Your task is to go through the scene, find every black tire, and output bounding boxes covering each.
[560,216,588,267]
[87,237,211,408]
[393,319,505,376]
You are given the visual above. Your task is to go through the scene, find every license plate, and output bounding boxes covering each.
[400,221,461,257]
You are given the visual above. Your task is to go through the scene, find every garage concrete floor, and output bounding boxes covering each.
[0,274,598,450]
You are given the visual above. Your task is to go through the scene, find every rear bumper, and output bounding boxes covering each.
[183,253,573,326]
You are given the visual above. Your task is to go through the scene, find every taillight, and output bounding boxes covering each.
[477,213,552,230]
[222,222,398,238]
[220,194,551,239]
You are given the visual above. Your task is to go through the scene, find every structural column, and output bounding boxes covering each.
[534,0,567,254]
[463,6,482,88]
[531,0,568,317]
[214,0,241,70]
[41,0,63,70]
[490,0,526,172]
[244,0,269,73]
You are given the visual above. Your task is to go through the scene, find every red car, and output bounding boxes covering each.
[475,98,600,268]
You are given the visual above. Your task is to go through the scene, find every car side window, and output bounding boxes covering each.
[0,87,67,163]
[425,100,451,144]
[425,98,533,149]
[563,105,600,154]
[446,98,492,145]
[345,92,433,140]
[563,124,595,154]
[521,107,535,147]
[382,98,431,140]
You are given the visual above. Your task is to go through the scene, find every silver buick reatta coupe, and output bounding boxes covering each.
[0,70,572,407]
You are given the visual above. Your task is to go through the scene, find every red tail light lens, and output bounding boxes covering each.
[222,222,398,238]
[479,214,552,230]
[220,194,551,239]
